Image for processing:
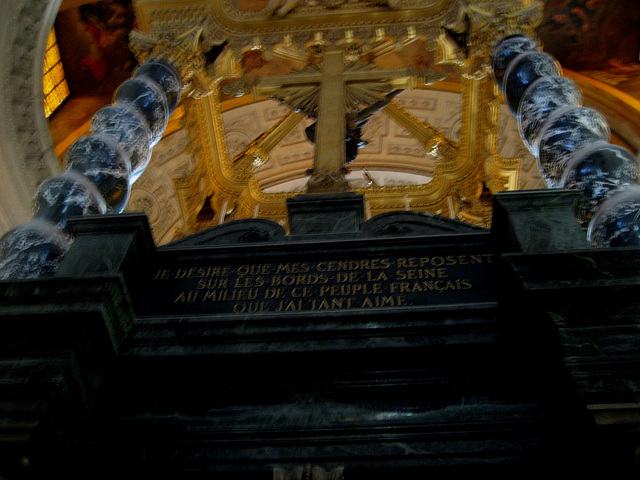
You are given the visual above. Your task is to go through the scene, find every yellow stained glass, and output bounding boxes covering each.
[44,81,70,118]
[46,29,55,51]
[43,43,60,73]
[51,82,70,105]
[43,28,69,118]
[44,63,64,95]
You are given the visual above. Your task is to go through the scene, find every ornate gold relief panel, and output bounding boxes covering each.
[134,0,461,41]
[132,0,543,236]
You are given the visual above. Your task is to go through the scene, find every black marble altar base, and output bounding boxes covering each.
[0,190,639,478]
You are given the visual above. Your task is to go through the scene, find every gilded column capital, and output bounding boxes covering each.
[129,25,221,99]
[465,0,543,61]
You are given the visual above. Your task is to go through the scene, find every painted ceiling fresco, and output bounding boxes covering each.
[56,0,136,95]
[538,0,640,70]
[538,0,640,100]
[52,0,640,113]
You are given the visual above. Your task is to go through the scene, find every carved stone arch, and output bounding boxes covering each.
[361,210,487,237]
[0,0,63,234]
[160,218,287,248]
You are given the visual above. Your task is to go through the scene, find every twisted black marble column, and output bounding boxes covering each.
[0,58,182,279]
[491,34,640,248]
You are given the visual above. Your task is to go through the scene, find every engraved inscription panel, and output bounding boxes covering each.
[137,252,497,316]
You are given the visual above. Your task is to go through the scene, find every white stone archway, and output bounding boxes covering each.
[0,0,63,235]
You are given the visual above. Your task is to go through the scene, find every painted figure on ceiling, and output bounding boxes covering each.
[538,0,640,69]
[78,0,136,82]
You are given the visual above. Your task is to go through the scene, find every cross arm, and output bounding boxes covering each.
[251,70,324,98]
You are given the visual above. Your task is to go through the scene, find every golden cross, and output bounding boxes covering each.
[255,49,412,192]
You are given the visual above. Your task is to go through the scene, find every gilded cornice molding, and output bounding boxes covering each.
[207,0,461,50]
[134,0,463,54]
[134,0,212,33]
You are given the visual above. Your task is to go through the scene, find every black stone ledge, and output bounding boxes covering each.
[500,246,640,292]
[126,303,500,358]
[562,357,640,406]
[0,354,86,406]
[57,213,156,295]
[498,247,640,338]
[492,190,589,253]
[498,246,640,429]
[0,275,136,356]
[79,403,545,477]
[0,354,87,472]
[0,274,137,475]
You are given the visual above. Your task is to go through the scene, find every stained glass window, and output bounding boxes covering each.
[43,28,70,118]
